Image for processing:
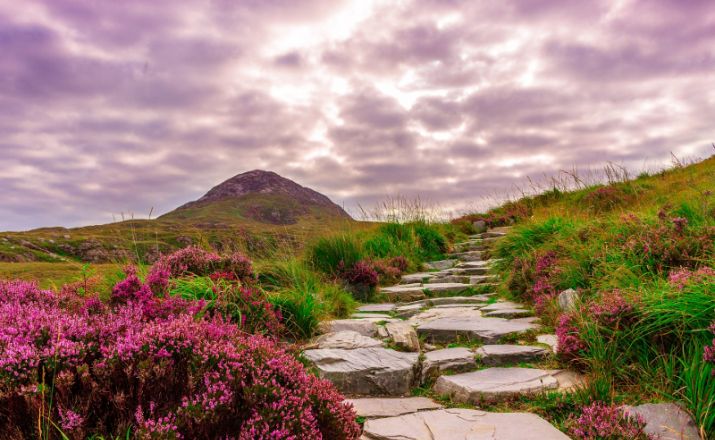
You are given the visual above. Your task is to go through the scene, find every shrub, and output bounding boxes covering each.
[413,223,447,260]
[148,246,254,289]
[269,291,320,339]
[0,281,360,439]
[338,260,379,301]
[567,402,653,440]
[308,235,364,276]
[704,322,715,368]
[583,186,632,213]
[556,313,587,362]
[590,290,636,327]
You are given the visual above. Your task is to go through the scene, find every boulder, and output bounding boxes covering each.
[385,322,420,352]
[622,403,700,440]
[303,348,419,396]
[346,397,442,418]
[433,368,559,401]
[421,347,476,382]
[475,345,550,366]
[310,331,384,349]
[362,408,570,440]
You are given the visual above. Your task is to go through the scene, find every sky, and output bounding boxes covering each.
[1,0,714,231]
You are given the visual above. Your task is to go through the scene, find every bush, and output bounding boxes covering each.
[307,235,364,276]
[583,186,632,213]
[338,260,378,302]
[0,280,360,439]
[567,402,652,440]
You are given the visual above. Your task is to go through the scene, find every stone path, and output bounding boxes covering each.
[303,227,579,439]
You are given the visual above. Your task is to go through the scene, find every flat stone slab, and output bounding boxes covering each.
[432,303,481,309]
[401,273,435,284]
[483,308,533,318]
[417,317,539,344]
[394,303,425,318]
[408,306,483,326]
[425,275,470,284]
[352,313,393,319]
[358,304,396,313]
[309,331,384,349]
[362,408,570,440]
[433,368,559,401]
[347,397,442,418]
[319,319,377,337]
[423,259,457,270]
[428,296,488,306]
[469,275,498,284]
[475,345,550,366]
[381,285,427,302]
[446,266,489,276]
[421,347,476,382]
[479,301,525,311]
[303,348,419,396]
[622,403,700,440]
[421,283,472,295]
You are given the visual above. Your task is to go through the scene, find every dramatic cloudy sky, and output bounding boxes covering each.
[1,0,714,230]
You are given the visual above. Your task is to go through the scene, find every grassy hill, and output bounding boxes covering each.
[454,155,715,436]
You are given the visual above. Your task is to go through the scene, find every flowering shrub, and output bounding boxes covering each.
[584,186,632,213]
[668,266,715,289]
[556,313,586,362]
[567,402,653,440]
[705,322,715,372]
[0,281,359,439]
[529,251,560,313]
[337,260,379,301]
[591,290,636,327]
[147,246,254,293]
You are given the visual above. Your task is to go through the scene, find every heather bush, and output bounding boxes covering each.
[556,313,587,362]
[582,186,632,213]
[567,402,652,440]
[338,260,379,302]
[0,280,360,439]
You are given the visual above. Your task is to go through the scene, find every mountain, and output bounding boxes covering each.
[162,170,350,225]
[0,170,356,264]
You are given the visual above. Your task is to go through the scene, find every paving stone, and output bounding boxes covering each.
[303,348,419,396]
[537,334,558,352]
[422,259,457,271]
[308,331,384,349]
[421,347,476,382]
[385,321,420,352]
[432,303,481,309]
[469,275,498,284]
[433,368,559,401]
[446,266,489,276]
[407,306,483,327]
[429,296,489,306]
[622,403,700,440]
[381,285,427,302]
[478,301,525,311]
[358,304,396,313]
[483,308,533,318]
[352,313,393,319]
[346,397,443,418]
[421,282,473,295]
[362,408,570,440]
[475,345,550,366]
[425,275,470,284]
[394,303,425,319]
[400,273,435,284]
[417,316,539,344]
[318,319,377,337]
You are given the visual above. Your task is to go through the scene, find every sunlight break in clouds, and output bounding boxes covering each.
[0,0,714,230]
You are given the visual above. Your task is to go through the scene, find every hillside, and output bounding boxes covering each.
[0,170,356,265]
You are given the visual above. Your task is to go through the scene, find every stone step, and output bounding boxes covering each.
[318,319,378,336]
[362,409,570,440]
[421,347,476,382]
[381,283,473,302]
[307,331,385,349]
[422,259,457,271]
[433,368,563,401]
[470,231,508,239]
[346,397,442,419]
[448,250,484,260]
[351,313,393,319]
[469,275,498,284]
[417,316,540,344]
[475,344,550,366]
[357,303,396,313]
[400,272,436,284]
[303,347,419,396]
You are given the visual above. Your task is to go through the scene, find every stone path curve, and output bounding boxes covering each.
[304,227,579,439]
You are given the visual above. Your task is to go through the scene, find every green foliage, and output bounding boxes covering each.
[307,234,364,275]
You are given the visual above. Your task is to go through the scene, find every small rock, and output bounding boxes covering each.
[310,331,384,349]
[346,397,442,418]
[421,347,476,382]
[557,288,579,312]
[475,345,550,366]
[622,403,700,440]
[537,334,558,352]
[385,322,420,352]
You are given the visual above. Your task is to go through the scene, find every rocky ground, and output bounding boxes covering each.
[302,228,703,440]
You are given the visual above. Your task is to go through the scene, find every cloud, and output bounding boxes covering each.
[0,0,713,230]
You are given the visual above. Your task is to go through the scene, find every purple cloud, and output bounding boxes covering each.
[0,0,713,231]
